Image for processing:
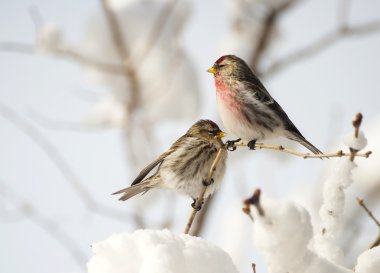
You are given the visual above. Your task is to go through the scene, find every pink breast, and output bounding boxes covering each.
[215,79,242,115]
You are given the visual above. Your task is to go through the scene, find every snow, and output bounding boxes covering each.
[343,131,367,150]
[37,24,63,54]
[356,246,380,273]
[87,229,239,273]
[250,195,351,273]
[312,124,368,264]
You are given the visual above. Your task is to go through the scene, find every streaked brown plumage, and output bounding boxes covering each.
[112,120,227,202]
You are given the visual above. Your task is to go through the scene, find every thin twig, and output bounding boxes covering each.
[100,0,140,113]
[370,234,380,249]
[191,193,216,237]
[356,198,380,228]
[0,41,126,74]
[356,198,380,249]
[231,141,371,159]
[252,263,257,273]
[183,148,225,234]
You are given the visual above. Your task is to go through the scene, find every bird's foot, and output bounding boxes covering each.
[191,198,203,211]
[225,138,241,151]
[202,178,214,187]
[248,139,257,150]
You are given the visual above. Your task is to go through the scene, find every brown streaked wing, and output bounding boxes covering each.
[130,134,187,186]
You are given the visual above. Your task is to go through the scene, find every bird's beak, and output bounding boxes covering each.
[207,67,217,74]
[215,131,225,138]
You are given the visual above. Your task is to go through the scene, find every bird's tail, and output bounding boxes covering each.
[112,180,155,201]
[286,133,323,155]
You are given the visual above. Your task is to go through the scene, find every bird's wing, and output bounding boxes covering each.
[243,75,275,105]
[130,134,187,186]
[131,153,166,185]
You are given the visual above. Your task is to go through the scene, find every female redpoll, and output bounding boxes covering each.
[113,120,227,206]
[207,55,322,154]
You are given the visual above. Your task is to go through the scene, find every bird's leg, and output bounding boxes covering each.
[202,178,214,187]
[225,138,241,151]
[248,139,257,150]
[191,198,203,211]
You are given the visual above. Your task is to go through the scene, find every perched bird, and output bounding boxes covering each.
[207,55,322,154]
[112,120,227,206]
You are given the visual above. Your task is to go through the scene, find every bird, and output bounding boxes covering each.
[112,119,227,208]
[207,55,322,154]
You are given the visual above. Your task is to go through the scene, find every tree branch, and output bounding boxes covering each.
[356,198,380,249]
[231,141,371,159]
[0,41,126,74]
[183,148,225,234]
[263,19,380,77]
[0,102,149,226]
[250,0,299,70]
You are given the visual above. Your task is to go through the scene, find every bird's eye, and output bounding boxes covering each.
[208,129,220,135]
[218,64,225,68]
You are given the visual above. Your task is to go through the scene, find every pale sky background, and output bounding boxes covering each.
[1,1,380,273]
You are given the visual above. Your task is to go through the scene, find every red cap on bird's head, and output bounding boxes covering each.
[215,55,227,65]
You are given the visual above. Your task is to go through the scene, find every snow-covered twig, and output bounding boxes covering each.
[183,148,225,235]
[314,113,368,264]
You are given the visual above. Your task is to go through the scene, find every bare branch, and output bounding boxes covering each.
[0,181,86,268]
[231,141,371,159]
[250,0,300,70]
[252,263,257,273]
[263,19,380,77]
[356,198,380,228]
[0,41,126,74]
[191,193,216,237]
[29,109,110,132]
[356,198,380,249]
[100,0,140,112]
[0,41,35,54]
[183,148,225,234]
[0,102,147,226]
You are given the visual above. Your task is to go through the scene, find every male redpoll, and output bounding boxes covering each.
[113,120,227,207]
[207,55,322,154]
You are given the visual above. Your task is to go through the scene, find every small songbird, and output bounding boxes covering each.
[207,55,322,154]
[112,120,227,205]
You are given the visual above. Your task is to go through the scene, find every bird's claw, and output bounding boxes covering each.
[191,198,203,211]
[225,138,241,151]
[248,139,257,150]
[202,178,214,187]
